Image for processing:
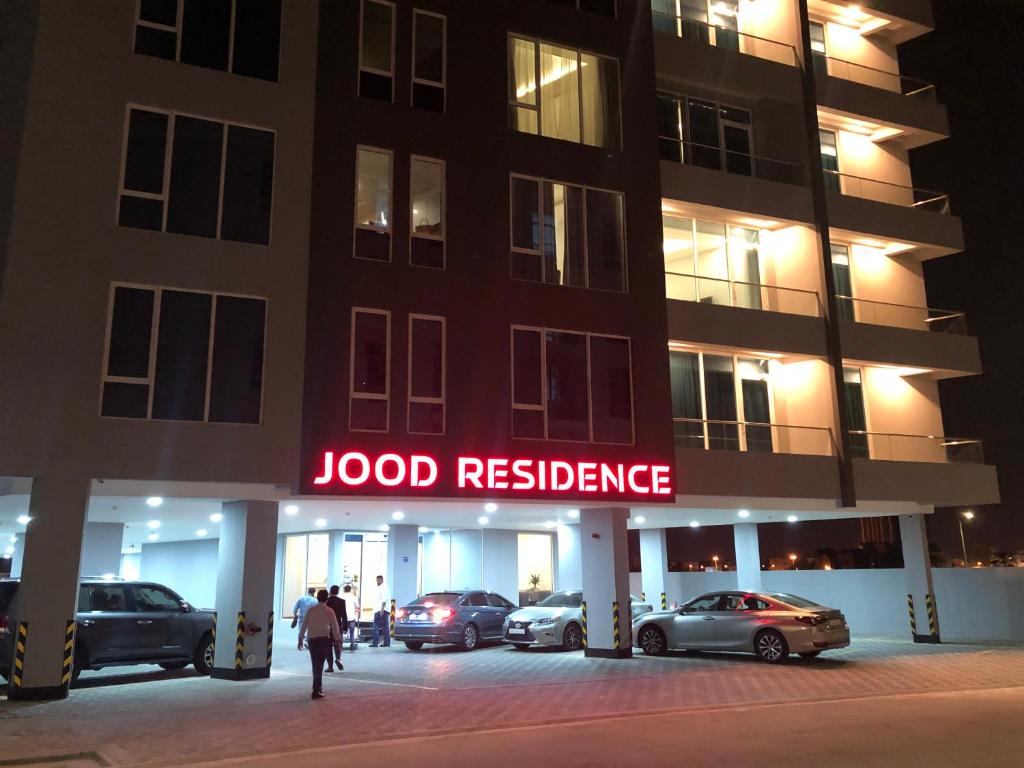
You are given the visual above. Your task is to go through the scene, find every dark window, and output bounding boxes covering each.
[545,331,589,441]
[703,354,739,450]
[107,287,154,378]
[77,586,91,612]
[511,177,542,281]
[221,126,275,245]
[585,189,625,291]
[209,296,266,424]
[87,585,129,612]
[360,0,394,102]
[687,98,721,170]
[512,329,544,439]
[669,351,705,448]
[232,0,282,81]
[351,310,389,431]
[140,0,178,26]
[580,0,616,16]
[152,290,212,421]
[487,594,513,609]
[166,116,223,238]
[656,94,683,162]
[409,317,444,434]
[469,592,489,607]
[102,382,150,419]
[135,0,178,59]
[134,585,182,611]
[413,12,445,112]
[180,0,231,72]
[120,109,168,230]
[844,368,869,458]
[590,336,632,444]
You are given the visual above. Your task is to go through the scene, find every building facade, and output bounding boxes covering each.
[0,0,998,699]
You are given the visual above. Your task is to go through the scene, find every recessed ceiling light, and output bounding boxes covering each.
[392,510,405,521]
[147,533,159,542]
[209,513,223,523]
[567,509,580,519]
[738,509,750,519]
[1,553,11,560]
[284,504,299,516]
[418,526,429,533]
[315,518,327,528]
[478,516,489,525]
[146,497,163,508]
[8,535,16,544]
[634,516,646,524]
[16,515,30,525]
[689,521,700,528]
[4,546,13,555]
[147,520,161,530]
[484,503,498,513]
[543,521,556,529]
[196,529,208,537]
[787,515,799,523]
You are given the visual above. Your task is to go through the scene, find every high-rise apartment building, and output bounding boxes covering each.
[0,0,997,699]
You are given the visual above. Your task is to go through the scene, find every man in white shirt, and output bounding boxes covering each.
[298,589,341,699]
[342,583,359,651]
[369,574,391,647]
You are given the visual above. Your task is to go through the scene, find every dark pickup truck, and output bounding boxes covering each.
[1,577,215,683]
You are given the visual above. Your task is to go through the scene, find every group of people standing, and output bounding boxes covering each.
[293,575,393,700]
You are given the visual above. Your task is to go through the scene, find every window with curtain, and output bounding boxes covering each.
[661,216,761,309]
[508,37,620,150]
[830,243,854,321]
[820,129,840,192]
[843,367,869,458]
[354,147,392,261]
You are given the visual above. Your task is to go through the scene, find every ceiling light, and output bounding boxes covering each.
[392,510,405,521]
[16,515,30,525]
[738,509,750,519]
[418,526,429,533]
[315,518,327,528]
[4,546,13,555]
[380,524,390,532]
[634,516,646,524]
[8,535,16,543]
[689,521,700,528]
[100,572,116,580]
[543,521,556,529]
[196,529,208,537]
[147,520,161,530]
[787,515,799,523]
[284,504,299,516]
[478,516,489,525]
[567,509,580,519]
[146,496,163,508]
[1,553,10,560]
[209,513,223,523]
[147,533,159,542]
[484,503,498,513]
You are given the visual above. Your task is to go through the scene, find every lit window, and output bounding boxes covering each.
[354,147,393,261]
[350,308,390,432]
[359,0,395,102]
[412,11,445,112]
[410,157,445,268]
[408,315,445,434]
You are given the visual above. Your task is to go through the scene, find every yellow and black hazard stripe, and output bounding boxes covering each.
[266,611,274,668]
[210,611,217,659]
[12,622,28,688]
[612,601,621,650]
[641,591,646,601]
[581,601,588,648]
[907,594,917,635]
[926,594,939,637]
[61,620,75,686]
[389,599,396,636]
[234,612,246,670]
[660,592,668,610]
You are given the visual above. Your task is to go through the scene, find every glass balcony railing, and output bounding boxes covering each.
[673,418,838,457]
[836,296,967,334]
[651,11,799,67]
[666,273,823,318]
[660,140,805,186]
[822,169,951,213]
[850,432,985,465]
[813,54,937,100]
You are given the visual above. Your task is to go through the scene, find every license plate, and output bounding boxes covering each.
[412,613,428,621]
[508,627,525,635]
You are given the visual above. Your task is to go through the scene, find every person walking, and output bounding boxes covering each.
[369,574,391,648]
[342,583,359,651]
[291,587,317,641]
[325,585,348,672]
[297,589,341,700]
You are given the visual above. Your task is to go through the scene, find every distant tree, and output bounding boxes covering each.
[990,551,1016,567]
[929,541,948,568]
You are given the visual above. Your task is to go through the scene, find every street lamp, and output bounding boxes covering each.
[959,510,975,567]
[711,555,720,571]
[789,553,798,570]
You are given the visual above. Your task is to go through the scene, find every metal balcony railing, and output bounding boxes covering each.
[666,273,823,318]
[673,418,838,457]
[822,169,951,213]
[849,431,984,465]
[651,10,799,67]
[813,53,937,100]
[660,139,805,186]
[836,296,967,334]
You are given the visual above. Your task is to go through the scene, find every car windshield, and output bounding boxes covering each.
[409,593,459,606]
[536,592,582,608]
[771,593,823,609]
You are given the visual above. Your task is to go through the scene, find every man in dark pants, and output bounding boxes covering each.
[298,589,341,700]
[325,584,349,672]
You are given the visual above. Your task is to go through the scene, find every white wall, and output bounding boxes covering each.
[556,524,582,590]
[80,522,124,577]
[139,539,219,609]
[482,529,518,603]
[450,529,482,589]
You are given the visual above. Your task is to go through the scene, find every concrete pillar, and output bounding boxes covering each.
[8,473,90,700]
[9,534,25,577]
[639,528,668,608]
[899,514,940,643]
[211,500,278,680]
[386,524,419,608]
[580,508,631,659]
[556,523,582,590]
[733,523,763,592]
[482,529,518,604]
[421,528,451,592]
[80,522,125,578]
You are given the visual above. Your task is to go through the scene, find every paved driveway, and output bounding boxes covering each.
[2,630,1023,766]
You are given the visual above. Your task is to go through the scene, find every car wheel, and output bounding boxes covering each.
[562,622,583,652]
[159,661,189,671]
[637,625,667,656]
[512,643,530,651]
[71,643,87,682]
[193,633,215,675]
[798,650,823,659]
[460,623,479,651]
[755,629,789,664]
[404,641,424,651]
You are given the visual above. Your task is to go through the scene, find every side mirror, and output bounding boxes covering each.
[180,601,191,613]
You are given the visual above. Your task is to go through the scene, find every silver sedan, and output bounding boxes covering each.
[504,590,652,651]
[632,591,850,663]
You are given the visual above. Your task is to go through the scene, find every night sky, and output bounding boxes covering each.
[660,0,1024,567]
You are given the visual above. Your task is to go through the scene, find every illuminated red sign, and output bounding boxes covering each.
[313,451,673,497]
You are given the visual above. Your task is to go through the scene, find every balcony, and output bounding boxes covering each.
[652,11,799,67]
[816,55,935,99]
[838,296,965,333]
[667,274,822,317]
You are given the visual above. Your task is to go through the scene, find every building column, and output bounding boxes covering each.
[733,523,763,592]
[386,524,419,609]
[482,529,518,604]
[899,514,940,643]
[556,523,582,590]
[8,472,90,701]
[580,508,632,659]
[639,528,668,609]
[9,534,26,577]
[211,500,279,680]
[80,522,125,578]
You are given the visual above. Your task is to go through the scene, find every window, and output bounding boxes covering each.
[830,243,854,321]
[86,585,129,612]
[101,284,267,423]
[653,0,739,50]
[350,308,390,432]
[662,216,761,308]
[355,147,393,261]
[134,0,282,81]
[510,176,625,292]
[119,107,275,244]
[548,0,616,17]
[359,0,395,102]
[509,37,620,149]
[469,592,489,607]
[657,93,753,175]
[843,367,869,458]
[408,315,445,434]
[809,21,828,75]
[133,585,182,612]
[511,327,634,444]
[684,594,721,612]
[819,128,840,192]
[410,157,445,268]
[412,11,445,112]
[669,350,773,452]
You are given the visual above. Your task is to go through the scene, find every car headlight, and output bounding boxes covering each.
[534,617,557,626]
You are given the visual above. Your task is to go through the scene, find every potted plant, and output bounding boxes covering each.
[528,573,542,604]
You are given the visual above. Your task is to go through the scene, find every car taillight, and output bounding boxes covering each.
[0,614,8,634]
[432,607,453,622]
[794,614,827,626]
[395,608,406,619]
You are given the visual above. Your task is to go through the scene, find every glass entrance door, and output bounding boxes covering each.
[282,533,329,618]
[339,532,389,624]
